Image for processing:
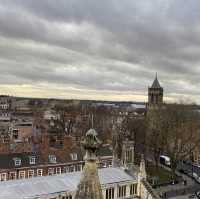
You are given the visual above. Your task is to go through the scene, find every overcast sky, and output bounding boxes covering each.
[0,0,200,103]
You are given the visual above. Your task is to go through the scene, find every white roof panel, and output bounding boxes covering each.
[0,167,137,199]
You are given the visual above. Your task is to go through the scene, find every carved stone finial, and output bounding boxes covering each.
[75,129,103,199]
[81,129,101,161]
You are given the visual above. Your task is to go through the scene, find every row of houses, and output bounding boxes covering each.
[0,137,113,181]
[0,128,160,199]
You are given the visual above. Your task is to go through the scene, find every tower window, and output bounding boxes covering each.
[130,184,137,195]
[118,185,126,197]
[106,187,114,199]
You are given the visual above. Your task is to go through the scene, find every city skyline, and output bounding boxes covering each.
[0,1,200,103]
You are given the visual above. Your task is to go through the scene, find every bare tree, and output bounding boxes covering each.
[147,104,200,178]
[146,107,167,167]
[164,104,200,177]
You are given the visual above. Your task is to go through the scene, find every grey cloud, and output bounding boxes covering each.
[0,0,200,102]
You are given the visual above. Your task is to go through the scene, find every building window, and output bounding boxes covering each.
[37,169,43,177]
[49,155,56,163]
[70,153,77,161]
[75,164,81,171]
[48,168,54,176]
[56,167,61,174]
[69,165,75,172]
[118,185,126,198]
[29,156,36,165]
[63,166,69,173]
[0,173,7,181]
[19,171,25,179]
[106,187,114,199]
[102,162,107,168]
[28,170,34,178]
[81,164,84,170]
[9,172,17,180]
[130,184,137,196]
[13,158,21,166]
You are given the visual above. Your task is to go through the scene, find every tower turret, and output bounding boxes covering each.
[121,138,135,168]
[148,74,163,106]
[139,154,147,180]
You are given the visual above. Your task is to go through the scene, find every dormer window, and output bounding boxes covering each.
[29,156,36,165]
[13,158,21,166]
[49,155,56,163]
[70,153,77,161]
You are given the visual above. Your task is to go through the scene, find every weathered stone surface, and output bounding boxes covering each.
[75,129,103,199]
[75,161,103,199]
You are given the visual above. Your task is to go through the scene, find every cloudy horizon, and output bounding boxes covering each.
[0,0,200,103]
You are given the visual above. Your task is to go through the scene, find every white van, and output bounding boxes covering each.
[159,155,171,166]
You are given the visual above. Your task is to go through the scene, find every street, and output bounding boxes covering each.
[142,148,200,198]
[177,161,200,179]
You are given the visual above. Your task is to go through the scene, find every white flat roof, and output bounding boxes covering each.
[0,167,137,199]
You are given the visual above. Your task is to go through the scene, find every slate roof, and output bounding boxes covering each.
[0,152,39,169]
[0,146,112,169]
[0,167,137,199]
[151,76,162,89]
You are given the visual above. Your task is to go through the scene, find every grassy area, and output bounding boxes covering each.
[146,163,173,185]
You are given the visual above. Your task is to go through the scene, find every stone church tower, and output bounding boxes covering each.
[75,129,103,199]
[148,74,163,106]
